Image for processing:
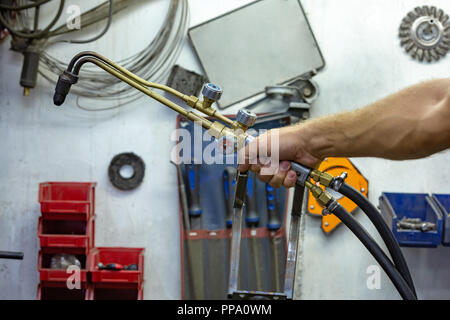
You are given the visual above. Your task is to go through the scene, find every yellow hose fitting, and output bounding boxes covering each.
[317,191,333,207]
[203,97,214,109]
[310,170,334,187]
[305,181,333,207]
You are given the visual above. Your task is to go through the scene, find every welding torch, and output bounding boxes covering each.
[53,51,417,300]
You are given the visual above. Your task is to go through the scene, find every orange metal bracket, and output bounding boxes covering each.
[307,158,369,233]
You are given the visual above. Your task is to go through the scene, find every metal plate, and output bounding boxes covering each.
[166,65,207,96]
[306,157,369,233]
[188,0,325,109]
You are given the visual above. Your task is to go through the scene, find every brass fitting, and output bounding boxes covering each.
[310,170,334,187]
[185,95,236,129]
[233,122,250,132]
[186,96,216,116]
[305,181,333,207]
[185,95,199,108]
[207,122,250,152]
[208,121,229,140]
[202,97,214,109]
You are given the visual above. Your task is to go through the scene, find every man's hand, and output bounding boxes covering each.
[238,78,450,189]
[238,124,321,188]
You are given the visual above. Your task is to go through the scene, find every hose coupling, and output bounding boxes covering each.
[310,170,334,187]
[326,199,339,212]
[330,172,348,191]
[305,181,333,207]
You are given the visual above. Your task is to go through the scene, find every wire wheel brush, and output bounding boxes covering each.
[399,5,450,62]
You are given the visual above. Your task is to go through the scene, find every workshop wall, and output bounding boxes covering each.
[295,0,450,300]
[0,0,449,299]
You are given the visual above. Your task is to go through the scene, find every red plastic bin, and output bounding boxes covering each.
[37,283,89,300]
[89,247,144,288]
[39,182,96,220]
[86,286,143,300]
[38,216,95,250]
[38,249,89,283]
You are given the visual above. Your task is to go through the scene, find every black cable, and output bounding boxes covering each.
[0,0,50,10]
[0,0,64,39]
[57,0,113,44]
[0,251,24,260]
[33,5,40,32]
[338,182,417,297]
[329,203,417,300]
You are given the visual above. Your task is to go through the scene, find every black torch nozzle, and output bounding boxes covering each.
[53,70,79,106]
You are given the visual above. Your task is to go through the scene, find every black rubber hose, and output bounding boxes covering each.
[330,203,417,300]
[338,182,417,297]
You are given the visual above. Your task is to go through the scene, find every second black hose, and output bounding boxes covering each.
[330,203,417,300]
[338,182,417,297]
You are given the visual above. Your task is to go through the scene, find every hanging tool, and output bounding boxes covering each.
[223,167,237,228]
[265,184,282,292]
[228,171,250,298]
[183,161,205,299]
[266,184,282,231]
[54,51,417,300]
[171,161,190,230]
[185,162,202,230]
[246,173,259,226]
[245,172,262,291]
[283,184,305,299]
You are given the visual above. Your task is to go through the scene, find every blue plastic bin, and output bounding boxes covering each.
[431,194,450,246]
[379,193,443,247]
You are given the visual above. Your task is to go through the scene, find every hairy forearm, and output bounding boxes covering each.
[299,78,450,161]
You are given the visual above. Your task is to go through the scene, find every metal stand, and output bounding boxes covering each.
[228,182,305,300]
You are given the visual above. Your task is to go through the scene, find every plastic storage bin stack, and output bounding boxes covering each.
[36,182,145,300]
[87,247,145,300]
[37,182,96,300]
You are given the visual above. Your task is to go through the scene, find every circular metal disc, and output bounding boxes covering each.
[399,6,450,62]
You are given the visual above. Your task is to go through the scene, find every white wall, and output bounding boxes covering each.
[0,0,449,299]
[294,0,450,300]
